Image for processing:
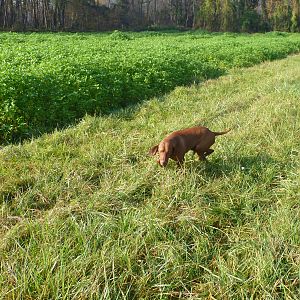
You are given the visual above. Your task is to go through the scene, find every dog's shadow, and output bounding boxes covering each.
[184,152,279,180]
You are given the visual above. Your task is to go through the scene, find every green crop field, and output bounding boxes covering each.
[0,32,300,299]
[1,31,300,144]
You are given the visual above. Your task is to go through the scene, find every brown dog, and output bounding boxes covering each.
[149,126,230,167]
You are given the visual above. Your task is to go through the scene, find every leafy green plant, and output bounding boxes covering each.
[0,31,300,143]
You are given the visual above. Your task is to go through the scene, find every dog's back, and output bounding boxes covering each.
[165,126,214,151]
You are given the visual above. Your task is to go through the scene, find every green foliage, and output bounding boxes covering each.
[109,30,133,40]
[0,101,28,144]
[220,0,235,32]
[291,12,299,33]
[241,9,261,32]
[272,2,292,31]
[0,31,300,143]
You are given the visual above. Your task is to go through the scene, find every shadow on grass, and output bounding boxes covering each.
[169,153,281,249]
[190,152,278,180]
[202,153,279,215]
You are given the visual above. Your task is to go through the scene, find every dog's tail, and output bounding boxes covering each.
[213,128,231,136]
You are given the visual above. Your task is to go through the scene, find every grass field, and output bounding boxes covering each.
[1,50,300,298]
[1,31,300,144]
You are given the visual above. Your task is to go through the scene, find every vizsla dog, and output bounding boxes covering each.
[149,126,230,167]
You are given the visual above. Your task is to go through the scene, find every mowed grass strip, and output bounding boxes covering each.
[0,55,300,299]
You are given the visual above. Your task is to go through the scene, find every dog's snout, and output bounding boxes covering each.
[157,159,167,167]
[161,161,167,167]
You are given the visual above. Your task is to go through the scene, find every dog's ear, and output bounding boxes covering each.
[169,142,175,156]
[149,144,158,156]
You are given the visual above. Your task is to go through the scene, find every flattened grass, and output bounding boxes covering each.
[1,55,300,299]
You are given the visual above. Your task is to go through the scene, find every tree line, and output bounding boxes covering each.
[0,0,299,32]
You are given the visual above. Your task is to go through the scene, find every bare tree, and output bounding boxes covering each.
[0,0,299,32]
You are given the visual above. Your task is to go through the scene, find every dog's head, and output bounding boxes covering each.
[149,141,174,167]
